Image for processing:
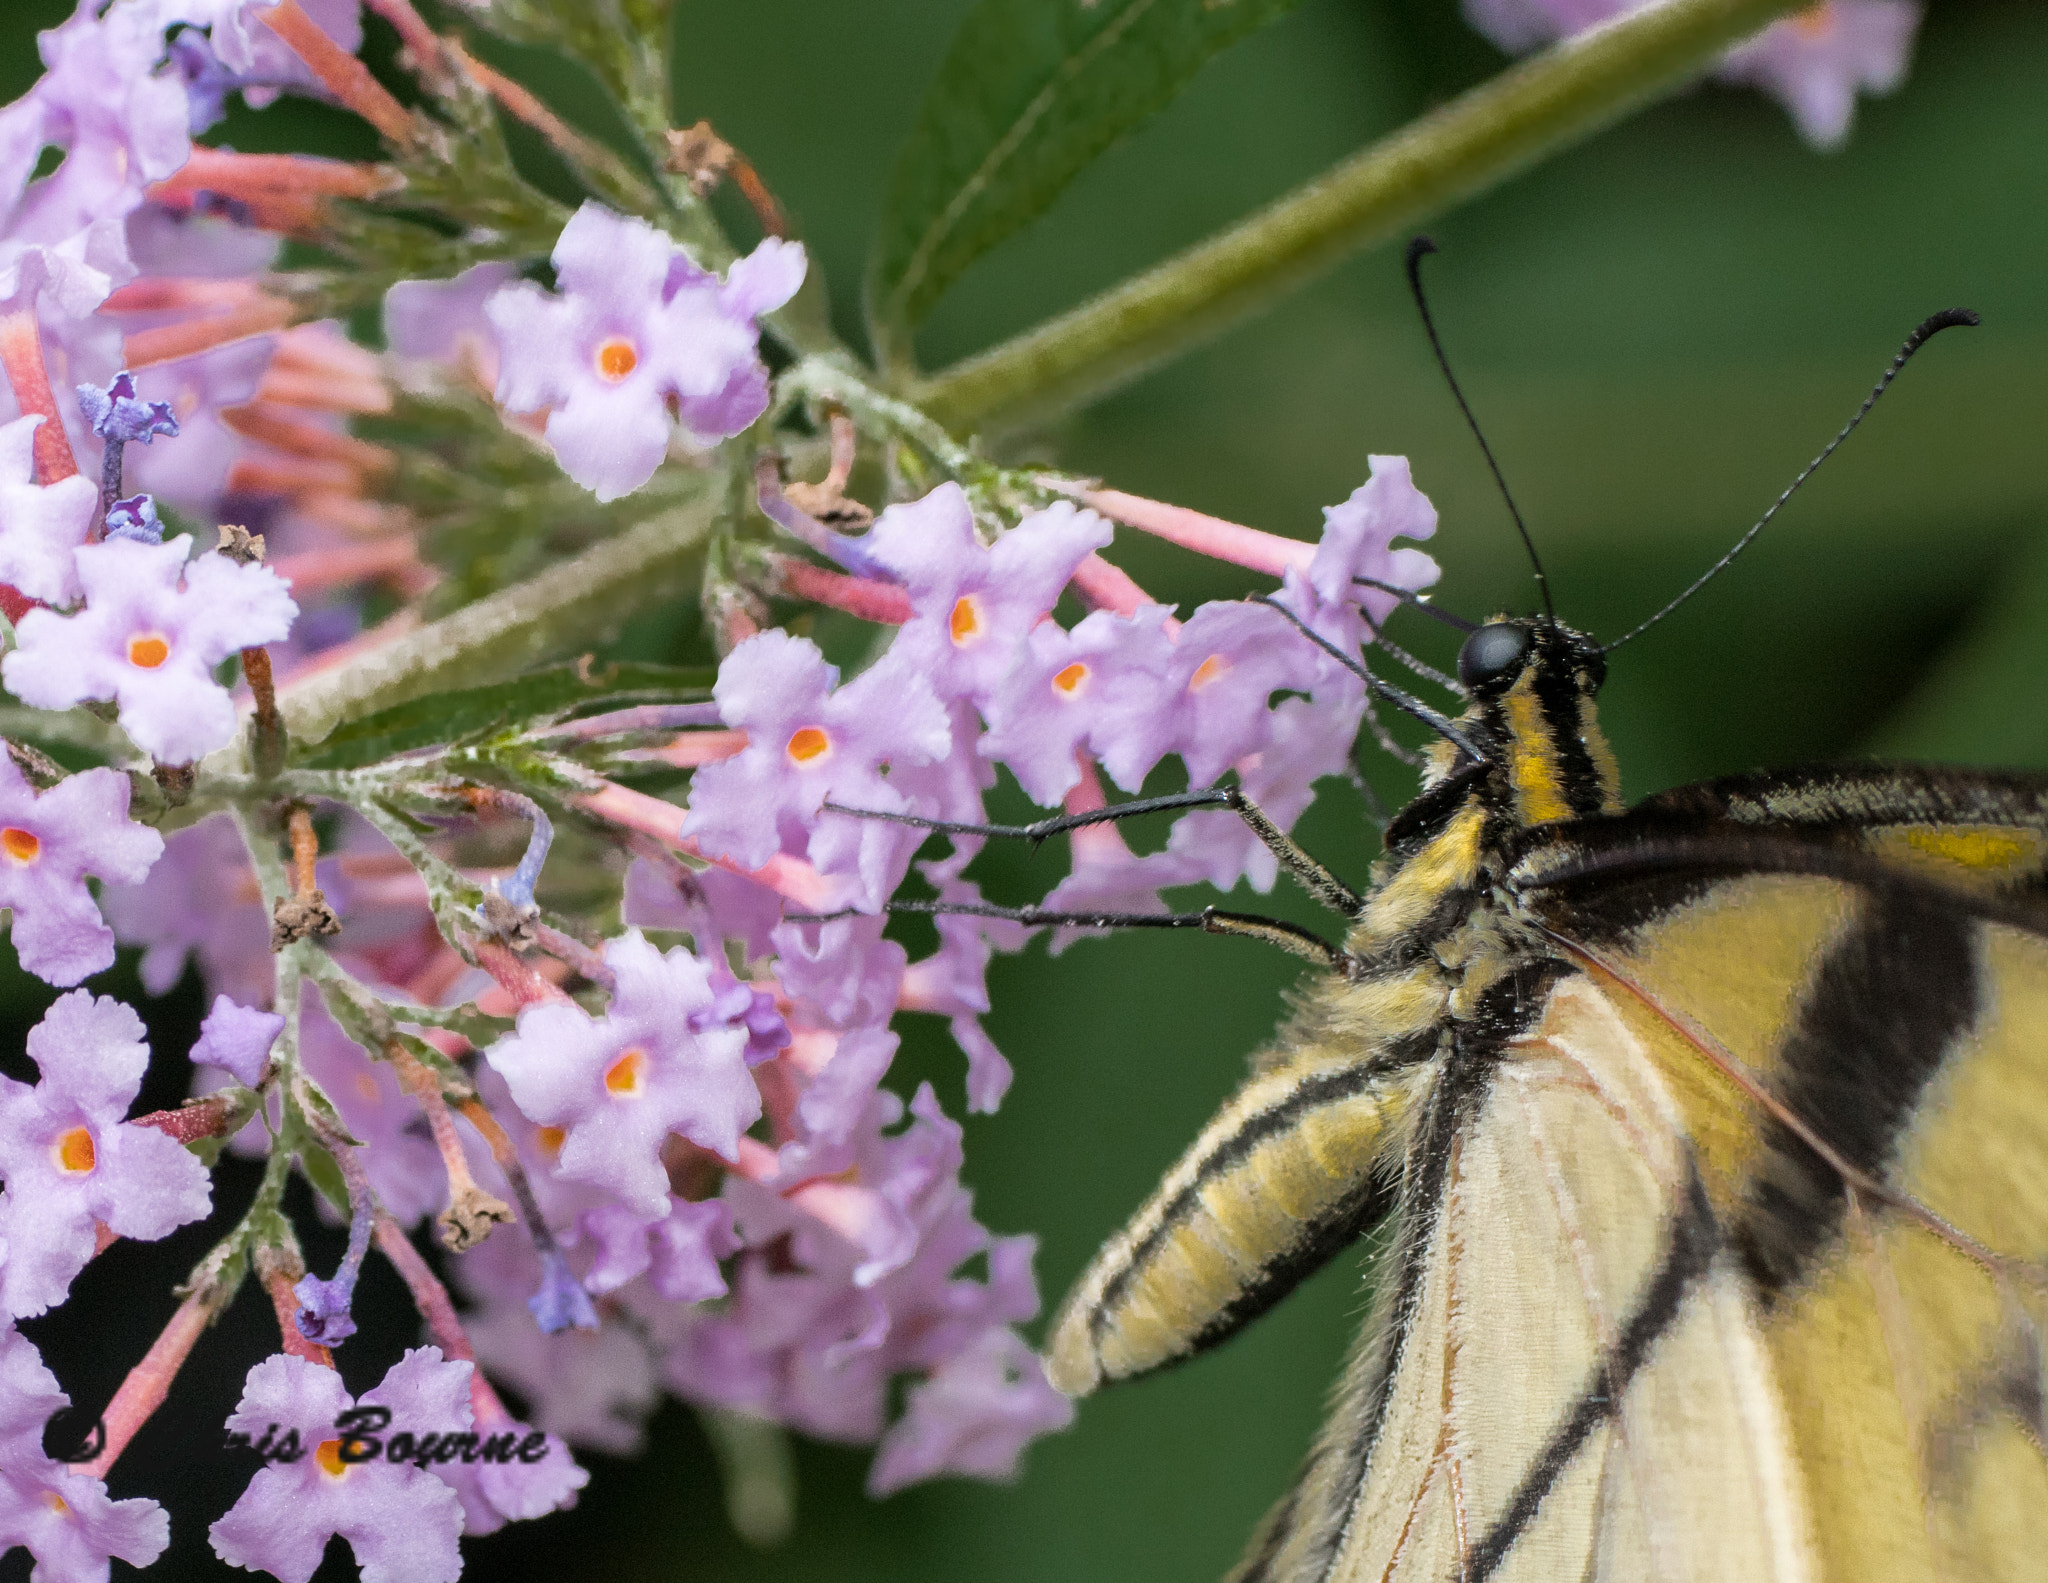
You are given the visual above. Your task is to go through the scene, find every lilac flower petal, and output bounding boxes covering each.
[486,931,757,1217]
[103,493,166,545]
[0,990,210,1316]
[101,812,273,1004]
[0,414,98,605]
[486,203,803,500]
[210,1349,469,1583]
[529,1247,600,1334]
[189,995,285,1086]
[0,754,162,987]
[77,371,178,444]
[867,1328,1073,1493]
[3,536,297,765]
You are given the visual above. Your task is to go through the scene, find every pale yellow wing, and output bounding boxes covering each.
[1238,973,1818,1583]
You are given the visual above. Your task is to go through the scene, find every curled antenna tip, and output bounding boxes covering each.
[1911,307,1981,344]
[1404,235,1440,270]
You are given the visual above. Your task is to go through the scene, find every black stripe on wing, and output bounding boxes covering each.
[1734,889,1980,1297]
[1235,961,1571,1583]
[1468,1167,1722,1582]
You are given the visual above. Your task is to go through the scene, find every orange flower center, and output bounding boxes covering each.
[1051,662,1089,697]
[535,1125,566,1159]
[42,1490,69,1516]
[127,633,171,669]
[785,726,830,764]
[1189,654,1229,691]
[594,337,639,381]
[56,1126,95,1174]
[949,595,983,646]
[315,1439,349,1478]
[605,1048,646,1096]
[0,828,39,864]
[1791,2,1836,38]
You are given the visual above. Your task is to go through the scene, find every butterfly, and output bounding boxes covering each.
[1031,272,2048,1581]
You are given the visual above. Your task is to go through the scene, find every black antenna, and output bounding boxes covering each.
[1605,308,1979,652]
[1353,575,1480,632]
[1405,236,1556,624]
[1256,596,1488,764]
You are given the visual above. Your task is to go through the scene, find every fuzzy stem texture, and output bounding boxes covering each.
[910,0,1806,435]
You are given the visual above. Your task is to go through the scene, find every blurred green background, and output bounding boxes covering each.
[5,1,2048,1580]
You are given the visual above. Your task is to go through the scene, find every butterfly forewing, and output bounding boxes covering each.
[1518,768,2048,1580]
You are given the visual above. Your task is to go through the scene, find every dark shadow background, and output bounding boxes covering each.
[5,1,2047,1578]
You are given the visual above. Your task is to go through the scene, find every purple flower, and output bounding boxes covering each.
[3,536,298,765]
[865,488,1113,708]
[189,994,284,1087]
[0,1329,169,1581]
[157,0,365,116]
[484,931,759,1217]
[116,336,276,526]
[485,203,805,500]
[101,494,163,545]
[977,604,1176,803]
[208,1348,470,1583]
[431,1396,587,1538]
[383,260,517,387]
[580,1195,738,1303]
[867,1327,1073,1494]
[527,1247,599,1335]
[101,812,274,1006]
[0,991,211,1317]
[668,1086,1063,1481]
[0,413,98,604]
[1462,0,1919,149]
[295,1160,373,1345]
[1037,824,1195,943]
[770,914,907,1035]
[1719,1,1920,148]
[0,1,190,269]
[76,372,177,447]
[681,629,949,903]
[693,968,789,1067]
[775,1024,901,1182]
[0,754,162,987]
[622,856,776,962]
[1293,454,1441,629]
[1152,599,1311,788]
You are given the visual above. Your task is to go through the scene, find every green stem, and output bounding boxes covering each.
[261,486,722,750]
[911,0,1805,437]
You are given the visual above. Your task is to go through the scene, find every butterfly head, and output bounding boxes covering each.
[1455,617,1605,701]
[1436,616,1620,828]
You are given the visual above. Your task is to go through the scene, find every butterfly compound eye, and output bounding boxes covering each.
[1456,621,1533,693]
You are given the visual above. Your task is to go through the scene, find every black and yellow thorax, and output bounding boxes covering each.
[1343,617,1621,985]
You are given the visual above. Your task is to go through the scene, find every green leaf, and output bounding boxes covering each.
[294,660,714,771]
[298,1143,353,1220]
[866,0,1307,363]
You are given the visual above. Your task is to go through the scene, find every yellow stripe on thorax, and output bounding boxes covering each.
[1502,673,1574,826]
[1353,802,1487,954]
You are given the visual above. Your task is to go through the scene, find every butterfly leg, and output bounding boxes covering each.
[823,784,1367,917]
[789,896,1364,978]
